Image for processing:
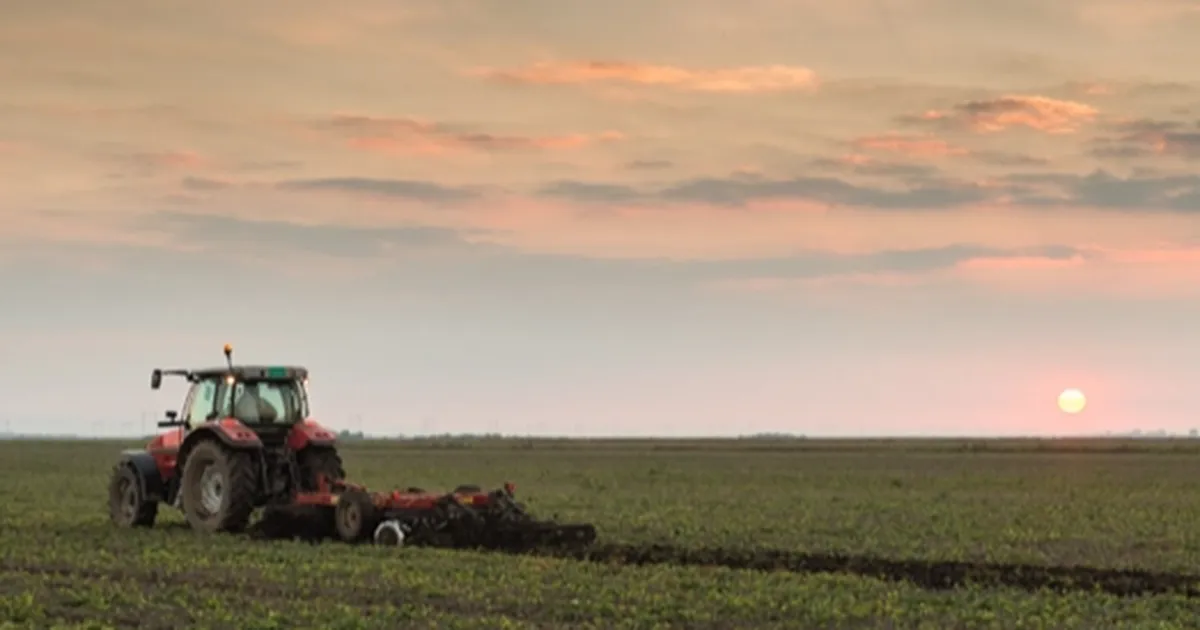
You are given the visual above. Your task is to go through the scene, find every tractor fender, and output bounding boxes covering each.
[195,419,263,449]
[287,420,338,450]
[119,450,166,502]
[177,421,263,469]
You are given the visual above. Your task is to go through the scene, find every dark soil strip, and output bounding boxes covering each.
[238,520,1200,598]
[514,543,1200,598]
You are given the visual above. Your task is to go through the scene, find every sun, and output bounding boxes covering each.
[1057,388,1087,414]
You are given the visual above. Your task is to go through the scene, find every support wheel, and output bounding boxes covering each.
[180,440,258,533]
[108,464,158,527]
[334,489,379,543]
[298,446,346,491]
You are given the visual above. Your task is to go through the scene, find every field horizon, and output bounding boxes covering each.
[5,433,1200,453]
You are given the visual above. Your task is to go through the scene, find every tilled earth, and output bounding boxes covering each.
[247,517,1200,599]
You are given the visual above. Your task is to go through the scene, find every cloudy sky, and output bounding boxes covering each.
[3,0,1199,437]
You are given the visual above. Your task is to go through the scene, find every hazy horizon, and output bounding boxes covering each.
[3,0,1199,438]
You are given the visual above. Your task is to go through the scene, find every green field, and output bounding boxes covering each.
[3,437,1200,629]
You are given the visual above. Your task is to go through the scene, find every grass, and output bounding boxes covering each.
[2,437,1200,628]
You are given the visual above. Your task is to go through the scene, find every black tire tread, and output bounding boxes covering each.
[108,463,158,527]
[181,440,259,533]
[334,489,378,543]
[223,449,258,533]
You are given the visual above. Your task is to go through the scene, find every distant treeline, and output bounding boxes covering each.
[7,431,1200,454]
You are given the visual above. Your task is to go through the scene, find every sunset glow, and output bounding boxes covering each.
[1058,389,1088,415]
[2,0,1198,437]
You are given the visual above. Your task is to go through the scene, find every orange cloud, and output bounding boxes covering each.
[321,115,624,155]
[1097,120,1200,159]
[708,272,927,294]
[955,245,1200,274]
[960,248,1200,298]
[1103,246,1200,264]
[955,254,1088,271]
[709,245,1200,298]
[913,95,1099,134]
[470,61,819,93]
[853,133,968,158]
[119,150,208,172]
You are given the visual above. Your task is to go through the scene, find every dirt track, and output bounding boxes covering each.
[522,543,1200,598]
[246,518,1200,598]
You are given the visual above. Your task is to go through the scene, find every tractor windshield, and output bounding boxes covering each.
[219,379,308,425]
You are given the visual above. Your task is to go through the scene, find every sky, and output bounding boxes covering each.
[2,0,1200,437]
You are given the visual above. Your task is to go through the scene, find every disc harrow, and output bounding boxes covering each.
[267,476,598,551]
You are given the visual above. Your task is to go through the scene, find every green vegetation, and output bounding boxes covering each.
[2,437,1200,628]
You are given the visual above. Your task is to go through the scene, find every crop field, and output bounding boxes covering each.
[3,437,1200,629]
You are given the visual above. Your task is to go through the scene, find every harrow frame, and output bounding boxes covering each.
[284,476,598,550]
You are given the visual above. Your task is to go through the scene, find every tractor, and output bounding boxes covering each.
[108,344,344,534]
[108,344,597,549]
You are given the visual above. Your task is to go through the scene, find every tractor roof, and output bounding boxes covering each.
[150,345,309,390]
[152,365,308,389]
[189,365,308,380]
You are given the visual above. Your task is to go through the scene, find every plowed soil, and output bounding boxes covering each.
[528,543,1200,598]
[245,517,1200,598]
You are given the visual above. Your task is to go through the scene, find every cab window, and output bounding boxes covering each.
[183,379,218,427]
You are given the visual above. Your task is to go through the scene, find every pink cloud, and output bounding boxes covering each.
[707,272,928,294]
[709,245,1200,298]
[914,95,1099,134]
[258,183,1199,263]
[1103,246,1200,264]
[121,150,208,172]
[320,115,625,155]
[955,254,1088,271]
[1101,120,1200,159]
[952,245,1200,296]
[470,61,819,93]
[852,133,968,157]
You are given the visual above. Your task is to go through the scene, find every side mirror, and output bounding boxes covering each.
[150,369,163,390]
[157,409,182,428]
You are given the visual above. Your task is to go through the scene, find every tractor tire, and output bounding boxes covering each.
[180,440,258,534]
[108,463,158,528]
[334,488,379,543]
[298,446,346,491]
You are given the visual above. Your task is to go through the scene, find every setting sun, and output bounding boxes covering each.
[1058,388,1087,414]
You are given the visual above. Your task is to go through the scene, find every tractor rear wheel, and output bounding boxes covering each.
[180,440,258,533]
[108,464,158,527]
[334,488,379,543]
[298,446,346,491]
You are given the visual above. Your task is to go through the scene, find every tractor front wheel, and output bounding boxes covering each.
[180,440,258,533]
[108,464,157,528]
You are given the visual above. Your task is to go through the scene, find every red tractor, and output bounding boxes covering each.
[108,345,597,549]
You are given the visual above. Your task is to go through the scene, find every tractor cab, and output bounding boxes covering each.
[152,345,311,436]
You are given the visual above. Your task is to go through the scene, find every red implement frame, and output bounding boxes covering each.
[291,475,517,511]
